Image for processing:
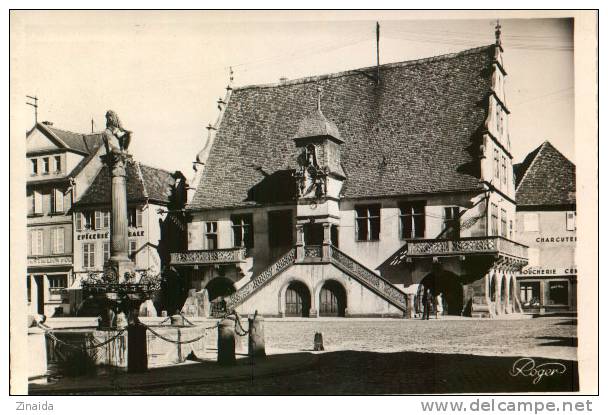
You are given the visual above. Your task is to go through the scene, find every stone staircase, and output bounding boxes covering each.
[226,245,408,314]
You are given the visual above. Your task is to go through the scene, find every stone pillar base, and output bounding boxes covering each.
[104,257,136,282]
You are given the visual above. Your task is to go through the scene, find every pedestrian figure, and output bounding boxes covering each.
[422,288,433,320]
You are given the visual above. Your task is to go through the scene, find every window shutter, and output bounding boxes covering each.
[566,212,576,231]
[51,228,56,254]
[34,191,42,214]
[55,189,64,212]
[136,209,143,228]
[76,212,82,231]
[56,228,64,254]
[95,211,102,230]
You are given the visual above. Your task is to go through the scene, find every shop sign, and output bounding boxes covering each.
[535,236,577,243]
[77,230,144,240]
[519,266,577,276]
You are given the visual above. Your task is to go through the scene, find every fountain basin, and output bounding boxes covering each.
[45,321,207,375]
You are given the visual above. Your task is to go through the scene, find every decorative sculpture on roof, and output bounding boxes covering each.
[103,110,132,153]
[294,143,328,199]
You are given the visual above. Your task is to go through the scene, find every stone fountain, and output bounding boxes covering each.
[80,110,159,327]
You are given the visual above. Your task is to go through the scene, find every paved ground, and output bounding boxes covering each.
[31,315,578,395]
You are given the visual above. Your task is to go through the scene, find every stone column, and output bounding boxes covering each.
[295,223,305,261]
[101,149,135,282]
[322,222,331,261]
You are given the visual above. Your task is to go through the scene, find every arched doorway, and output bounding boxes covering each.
[206,277,236,317]
[419,272,463,316]
[285,281,311,317]
[319,280,346,317]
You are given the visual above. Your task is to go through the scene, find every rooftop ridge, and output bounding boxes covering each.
[235,44,494,91]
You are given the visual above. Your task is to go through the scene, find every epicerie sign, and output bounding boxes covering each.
[77,230,145,240]
[520,267,577,276]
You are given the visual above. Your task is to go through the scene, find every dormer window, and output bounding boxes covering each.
[54,155,62,173]
[42,157,50,175]
[30,159,38,176]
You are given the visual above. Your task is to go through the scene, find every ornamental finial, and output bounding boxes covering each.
[495,19,502,47]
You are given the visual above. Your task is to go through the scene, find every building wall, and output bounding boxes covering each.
[515,208,577,311]
[72,202,167,278]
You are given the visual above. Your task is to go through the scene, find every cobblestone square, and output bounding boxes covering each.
[32,316,578,395]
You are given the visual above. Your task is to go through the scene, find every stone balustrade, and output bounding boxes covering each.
[170,247,247,265]
[405,236,528,261]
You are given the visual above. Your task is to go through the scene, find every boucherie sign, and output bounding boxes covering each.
[518,266,577,276]
[77,229,144,240]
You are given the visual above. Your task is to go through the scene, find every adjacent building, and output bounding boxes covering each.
[172,34,528,318]
[71,158,188,314]
[26,122,106,316]
[514,141,577,313]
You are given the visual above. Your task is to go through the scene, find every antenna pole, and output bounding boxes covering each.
[26,95,38,125]
[376,22,380,85]
[91,117,94,133]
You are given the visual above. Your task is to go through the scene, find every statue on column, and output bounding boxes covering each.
[103,110,132,154]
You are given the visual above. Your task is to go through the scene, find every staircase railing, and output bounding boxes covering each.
[329,246,408,312]
[225,244,408,314]
[226,248,296,309]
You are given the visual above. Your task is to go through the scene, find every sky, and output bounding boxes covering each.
[12,11,574,178]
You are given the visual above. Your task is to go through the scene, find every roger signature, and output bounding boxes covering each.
[509,357,567,384]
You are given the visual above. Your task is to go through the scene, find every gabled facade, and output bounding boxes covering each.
[26,122,106,316]
[174,35,527,318]
[514,141,576,312]
[71,160,188,315]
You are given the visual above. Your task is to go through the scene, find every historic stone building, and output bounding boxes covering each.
[26,122,106,316]
[173,32,528,318]
[514,141,576,313]
[71,159,188,315]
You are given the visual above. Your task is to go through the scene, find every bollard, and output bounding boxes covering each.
[28,326,48,380]
[248,314,266,359]
[314,332,324,351]
[127,321,148,373]
[170,314,184,326]
[217,318,236,365]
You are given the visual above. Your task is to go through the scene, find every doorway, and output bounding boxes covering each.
[34,275,44,315]
[319,280,346,317]
[284,281,311,317]
[303,223,323,246]
[268,210,294,261]
[419,272,464,316]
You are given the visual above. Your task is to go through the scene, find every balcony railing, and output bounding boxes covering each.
[170,247,247,265]
[404,236,528,260]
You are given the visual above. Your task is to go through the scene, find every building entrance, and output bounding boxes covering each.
[285,281,310,317]
[319,280,346,317]
[418,273,464,316]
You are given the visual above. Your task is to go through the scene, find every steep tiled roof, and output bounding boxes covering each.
[515,141,576,207]
[190,45,496,210]
[76,159,177,206]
